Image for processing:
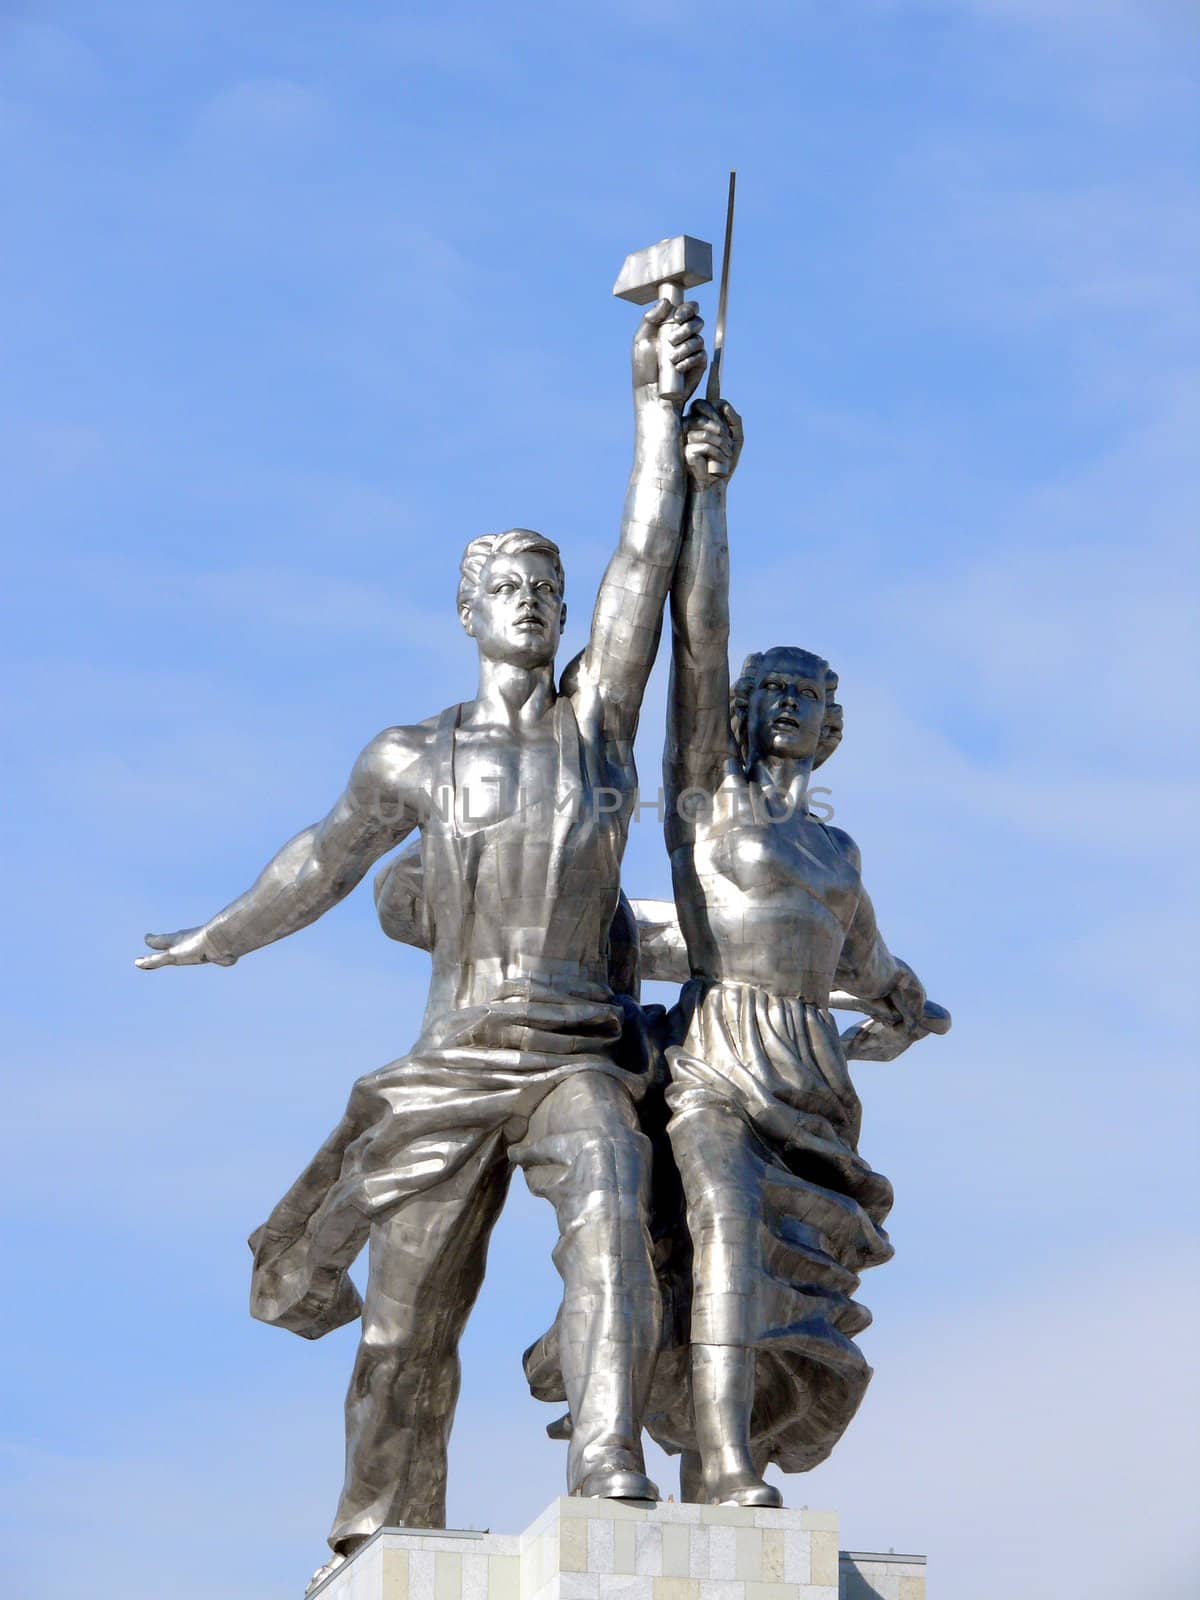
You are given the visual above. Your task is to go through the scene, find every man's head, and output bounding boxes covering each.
[457,529,566,669]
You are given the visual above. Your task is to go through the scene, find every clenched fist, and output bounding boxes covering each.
[631,299,706,407]
[682,398,743,488]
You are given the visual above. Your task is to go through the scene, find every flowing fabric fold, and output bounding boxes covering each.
[647,978,893,1473]
[250,987,647,1340]
[524,979,895,1480]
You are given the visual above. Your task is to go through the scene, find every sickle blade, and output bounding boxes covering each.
[706,170,737,405]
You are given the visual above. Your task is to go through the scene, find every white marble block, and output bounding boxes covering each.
[838,1550,926,1600]
[310,1498,923,1600]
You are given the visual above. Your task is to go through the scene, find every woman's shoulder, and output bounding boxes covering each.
[818,821,862,871]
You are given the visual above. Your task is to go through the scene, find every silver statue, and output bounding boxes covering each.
[137,217,951,1575]
[521,394,949,1508]
[639,397,948,1506]
[137,288,708,1586]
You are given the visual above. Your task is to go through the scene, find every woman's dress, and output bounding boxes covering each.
[643,972,894,1473]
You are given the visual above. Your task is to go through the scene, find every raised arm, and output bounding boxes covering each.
[135,728,424,969]
[664,399,743,834]
[577,301,705,746]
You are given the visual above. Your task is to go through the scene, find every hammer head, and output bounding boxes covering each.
[613,234,712,304]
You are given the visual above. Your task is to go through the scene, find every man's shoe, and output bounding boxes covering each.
[577,1466,660,1502]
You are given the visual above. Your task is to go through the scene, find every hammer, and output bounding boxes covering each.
[613,234,712,400]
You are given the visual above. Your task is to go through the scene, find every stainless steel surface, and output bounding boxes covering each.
[138,290,707,1573]
[612,234,713,304]
[645,397,949,1506]
[613,235,712,401]
[524,398,949,1510]
[137,230,949,1568]
[704,171,736,413]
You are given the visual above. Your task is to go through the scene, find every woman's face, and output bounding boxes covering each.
[747,649,827,763]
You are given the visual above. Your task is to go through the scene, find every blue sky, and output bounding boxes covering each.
[3,3,1198,1597]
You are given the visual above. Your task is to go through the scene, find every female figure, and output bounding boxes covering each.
[653,400,943,1507]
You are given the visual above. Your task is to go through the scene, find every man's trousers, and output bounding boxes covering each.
[329,1068,661,1552]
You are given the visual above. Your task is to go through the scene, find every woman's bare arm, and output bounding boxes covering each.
[664,400,743,850]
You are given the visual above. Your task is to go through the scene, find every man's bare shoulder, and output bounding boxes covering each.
[349,712,449,814]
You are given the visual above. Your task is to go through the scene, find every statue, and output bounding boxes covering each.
[136,212,951,1584]
[520,402,949,1505]
[636,396,948,1506]
[136,294,709,1589]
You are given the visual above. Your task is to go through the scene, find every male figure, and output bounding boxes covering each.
[137,300,706,1580]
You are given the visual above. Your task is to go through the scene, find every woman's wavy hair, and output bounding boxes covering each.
[730,647,843,771]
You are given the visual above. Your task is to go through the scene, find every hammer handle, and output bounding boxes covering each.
[658,281,684,400]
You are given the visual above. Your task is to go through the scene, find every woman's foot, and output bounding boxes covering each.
[690,1345,778,1508]
[708,1469,783,1508]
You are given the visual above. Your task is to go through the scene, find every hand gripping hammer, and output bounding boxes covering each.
[612,234,712,400]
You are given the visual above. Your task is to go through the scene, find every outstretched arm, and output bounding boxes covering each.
[628,896,691,984]
[834,892,952,1062]
[835,883,945,1059]
[832,828,941,1040]
[136,729,423,969]
[837,885,908,1005]
[664,399,742,845]
[577,300,705,747]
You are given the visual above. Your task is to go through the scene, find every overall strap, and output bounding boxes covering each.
[420,704,464,953]
[431,702,461,817]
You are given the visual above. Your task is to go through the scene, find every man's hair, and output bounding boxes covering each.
[457,528,565,615]
[730,646,844,770]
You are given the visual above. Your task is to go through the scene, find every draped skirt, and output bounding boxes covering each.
[643,978,895,1474]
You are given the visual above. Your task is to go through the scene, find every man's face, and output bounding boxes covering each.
[462,550,566,668]
[747,649,827,763]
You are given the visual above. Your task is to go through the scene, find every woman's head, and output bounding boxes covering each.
[731,646,843,769]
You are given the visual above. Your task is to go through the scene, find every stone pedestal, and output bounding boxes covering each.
[838,1551,926,1600]
[310,1498,925,1600]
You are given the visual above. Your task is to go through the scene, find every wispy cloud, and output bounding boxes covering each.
[798,1244,1200,1598]
[3,8,1197,1598]
[189,78,332,151]
[69,557,456,648]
